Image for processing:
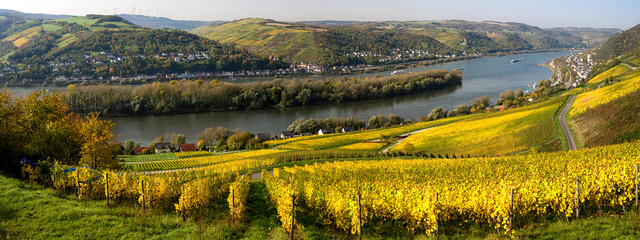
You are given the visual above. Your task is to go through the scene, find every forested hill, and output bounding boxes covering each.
[0,14,286,80]
[192,18,619,66]
[591,23,640,61]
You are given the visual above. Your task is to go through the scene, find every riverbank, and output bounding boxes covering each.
[59,69,462,117]
[1,48,581,88]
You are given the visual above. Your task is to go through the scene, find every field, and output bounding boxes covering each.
[191,18,323,63]
[269,115,473,151]
[570,69,640,117]
[587,64,630,84]
[394,97,563,156]
[42,23,63,32]
[59,16,100,27]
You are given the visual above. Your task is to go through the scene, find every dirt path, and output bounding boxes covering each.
[380,128,432,153]
[621,62,639,71]
[559,95,577,150]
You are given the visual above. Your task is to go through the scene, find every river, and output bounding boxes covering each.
[7,51,574,144]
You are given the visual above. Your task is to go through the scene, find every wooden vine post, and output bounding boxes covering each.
[142,179,146,212]
[357,192,362,240]
[634,163,638,214]
[290,194,295,240]
[435,192,440,240]
[575,175,580,221]
[106,173,110,205]
[232,188,235,223]
[181,185,186,221]
[509,187,514,229]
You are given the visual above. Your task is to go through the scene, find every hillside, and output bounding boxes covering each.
[549,27,621,48]
[591,23,640,61]
[194,19,614,66]
[192,18,324,63]
[0,15,286,81]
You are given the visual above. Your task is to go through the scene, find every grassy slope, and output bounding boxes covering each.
[396,97,563,156]
[570,88,640,148]
[4,166,640,240]
[0,173,293,239]
[192,18,323,63]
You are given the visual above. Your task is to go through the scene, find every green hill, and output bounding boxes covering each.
[591,23,640,61]
[0,15,286,80]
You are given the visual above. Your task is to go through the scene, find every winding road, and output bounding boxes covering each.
[559,96,577,150]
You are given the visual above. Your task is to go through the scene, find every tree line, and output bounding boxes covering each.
[0,89,120,176]
[59,69,463,116]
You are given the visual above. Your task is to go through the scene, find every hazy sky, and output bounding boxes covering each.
[3,0,639,29]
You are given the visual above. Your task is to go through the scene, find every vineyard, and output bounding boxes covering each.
[270,115,473,151]
[118,152,177,162]
[125,149,286,172]
[571,69,640,117]
[394,97,563,156]
[587,64,630,84]
[262,140,640,236]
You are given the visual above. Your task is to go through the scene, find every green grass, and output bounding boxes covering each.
[0,174,241,239]
[42,24,63,32]
[59,16,99,27]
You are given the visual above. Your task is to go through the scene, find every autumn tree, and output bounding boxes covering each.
[21,91,83,165]
[79,114,119,170]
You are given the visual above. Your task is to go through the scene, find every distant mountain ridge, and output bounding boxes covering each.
[117,14,225,31]
[0,9,72,20]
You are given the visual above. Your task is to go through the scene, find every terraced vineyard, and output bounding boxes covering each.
[571,69,640,117]
[126,149,287,172]
[269,115,473,151]
[118,153,177,162]
[394,97,564,156]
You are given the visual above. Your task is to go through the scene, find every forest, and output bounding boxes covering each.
[59,69,462,116]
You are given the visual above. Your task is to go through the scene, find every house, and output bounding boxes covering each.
[132,147,148,155]
[180,143,197,152]
[155,142,172,153]
[256,133,270,141]
[341,127,356,133]
[280,131,296,139]
[318,129,334,135]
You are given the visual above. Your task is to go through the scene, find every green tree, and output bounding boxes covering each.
[227,131,253,150]
[123,140,134,155]
[427,107,448,121]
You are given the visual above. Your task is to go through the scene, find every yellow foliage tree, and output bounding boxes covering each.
[79,114,119,170]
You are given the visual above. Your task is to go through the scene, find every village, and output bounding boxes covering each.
[0,49,480,86]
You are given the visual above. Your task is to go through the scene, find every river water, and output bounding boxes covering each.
[7,51,573,143]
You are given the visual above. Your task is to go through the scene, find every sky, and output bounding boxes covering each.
[3,0,640,29]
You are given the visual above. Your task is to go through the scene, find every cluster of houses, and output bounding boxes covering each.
[278,126,360,139]
[130,142,197,155]
[347,49,435,63]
